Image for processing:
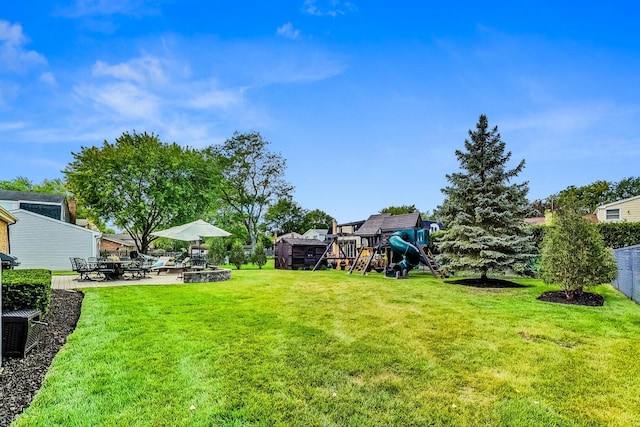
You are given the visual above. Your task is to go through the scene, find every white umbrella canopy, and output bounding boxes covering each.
[151,219,231,241]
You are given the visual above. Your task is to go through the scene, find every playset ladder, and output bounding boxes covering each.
[416,243,447,279]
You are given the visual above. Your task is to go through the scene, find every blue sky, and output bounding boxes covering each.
[1,1,639,223]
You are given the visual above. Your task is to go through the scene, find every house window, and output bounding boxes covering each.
[606,209,620,220]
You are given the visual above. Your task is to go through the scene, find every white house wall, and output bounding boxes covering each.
[9,209,101,270]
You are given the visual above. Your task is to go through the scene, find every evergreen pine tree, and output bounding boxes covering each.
[250,240,267,269]
[229,241,246,270]
[437,114,536,281]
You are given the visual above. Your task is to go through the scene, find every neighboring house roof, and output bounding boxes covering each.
[275,232,303,242]
[356,211,423,236]
[75,219,90,227]
[102,233,136,246]
[10,209,101,236]
[524,217,546,226]
[584,214,598,223]
[0,205,17,224]
[337,220,366,227]
[596,195,640,211]
[278,238,326,246]
[0,189,66,204]
[302,228,328,239]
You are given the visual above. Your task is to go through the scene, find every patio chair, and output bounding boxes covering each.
[122,260,143,279]
[72,257,95,281]
[87,256,116,281]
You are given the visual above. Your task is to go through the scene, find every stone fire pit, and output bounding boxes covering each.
[182,268,231,283]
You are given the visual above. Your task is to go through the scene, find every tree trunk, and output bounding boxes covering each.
[480,271,488,284]
[564,286,583,300]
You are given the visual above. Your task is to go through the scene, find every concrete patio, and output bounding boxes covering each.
[52,272,184,290]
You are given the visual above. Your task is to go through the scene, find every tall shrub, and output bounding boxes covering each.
[539,209,618,299]
[206,238,228,266]
[229,241,246,270]
[250,241,267,269]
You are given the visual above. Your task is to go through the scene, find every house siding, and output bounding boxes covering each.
[0,221,9,253]
[596,197,640,223]
[0,206,17,253]
[9,209,101,270]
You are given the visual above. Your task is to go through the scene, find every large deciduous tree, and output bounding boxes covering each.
[264,198,306,235]
[0,176,67,194]
[531,176,640,216]
[264,199,335,236]
[380,204,418,215]
[64,131,217,253]
[437,114,536,281]
[302,209,335,231]
[556,180,612,214]
[540,208,618,299]
[211,131,293,249]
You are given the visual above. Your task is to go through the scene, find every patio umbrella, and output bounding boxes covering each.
[151,219,231,241]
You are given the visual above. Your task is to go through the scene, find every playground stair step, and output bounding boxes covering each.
[350,255,370,272]
[416,244,448,279]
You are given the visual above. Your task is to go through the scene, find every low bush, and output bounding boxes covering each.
[1,269,52,313]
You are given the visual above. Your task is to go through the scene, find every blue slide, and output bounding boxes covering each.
[388,231,421,273]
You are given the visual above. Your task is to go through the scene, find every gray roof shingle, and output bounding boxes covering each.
[0,189,66,204]
[355,211,423,236]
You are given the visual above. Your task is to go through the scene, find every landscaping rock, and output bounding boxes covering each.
[0,289,83,427]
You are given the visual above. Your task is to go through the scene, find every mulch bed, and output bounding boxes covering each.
[446,277,604,307]
[0,289,84,427]
[538,291,604,306]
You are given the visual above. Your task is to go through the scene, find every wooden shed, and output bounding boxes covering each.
[274,238,327,270]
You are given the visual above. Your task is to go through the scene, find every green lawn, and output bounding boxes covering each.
[15,269,640,426]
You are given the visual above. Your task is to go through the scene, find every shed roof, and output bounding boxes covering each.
[355,211,423,236]
[279,238,326,246]
[0,189,66,204]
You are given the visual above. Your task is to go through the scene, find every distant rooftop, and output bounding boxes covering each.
[0,189,66,204]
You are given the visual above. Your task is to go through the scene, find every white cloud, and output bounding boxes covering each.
[302,0,357,17]
[277,23,301,40]
[0,20,47,72]
[0,121,26,131]
[39,72,57,87]
[75,81,160,119]
[502,104,612,134]
[92,55,165,84]
[187,84,244,110]
[60,0,163,17]
[0,81,20,105]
